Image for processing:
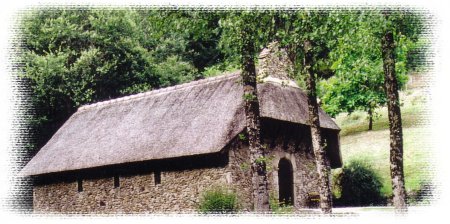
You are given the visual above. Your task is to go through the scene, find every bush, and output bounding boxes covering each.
[198,186,239,214]
[334,160,385,206]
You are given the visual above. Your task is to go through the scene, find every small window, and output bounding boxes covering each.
[77,179,83,192]
[114,175,120,188]
[154,171,161,185]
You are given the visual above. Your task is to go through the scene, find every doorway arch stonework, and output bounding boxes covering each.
[271,152,300,207]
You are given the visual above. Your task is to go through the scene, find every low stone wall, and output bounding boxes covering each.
[34,167,229,213]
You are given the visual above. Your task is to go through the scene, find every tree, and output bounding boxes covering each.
[319,12,387,130]
[303,39,333,213]
[237,11,270,212]
[319,11,411,131]
[381,12,407,212]
[369,9,425,211]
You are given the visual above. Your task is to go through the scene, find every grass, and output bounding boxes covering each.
[335,89,429,137]
[334,85,433,198]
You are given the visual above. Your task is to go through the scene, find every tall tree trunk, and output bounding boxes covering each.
[303,40,332,214]
[381,30,407,212]
[239,16,270,212]
[368,107,373,131]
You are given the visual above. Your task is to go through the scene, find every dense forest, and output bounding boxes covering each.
[17,8,429,212]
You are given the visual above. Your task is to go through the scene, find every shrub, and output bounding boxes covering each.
[198,186,239,214]
[334,160,385,206]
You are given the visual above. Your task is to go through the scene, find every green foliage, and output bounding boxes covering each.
[198,186,239,214]
[242,92,257,102]
[21,9,219,104]
[154,55,196,87]
[202,62,239,78]
[318,11,415,119]
[218,10,274,64]
[238,133,247,141]
[333,160,385,207]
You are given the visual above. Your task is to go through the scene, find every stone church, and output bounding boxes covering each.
[20,43,342,213]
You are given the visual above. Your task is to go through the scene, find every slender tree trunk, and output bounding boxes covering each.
[381,30,407,212]
[368,107,373,131]
[303,40,332,214]
[239,16,270,212]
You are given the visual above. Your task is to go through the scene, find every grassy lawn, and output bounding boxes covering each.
[333,86,433,198]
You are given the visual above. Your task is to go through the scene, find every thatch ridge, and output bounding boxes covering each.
[79,71,241,112]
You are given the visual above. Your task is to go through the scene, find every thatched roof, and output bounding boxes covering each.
[21,72,340,176]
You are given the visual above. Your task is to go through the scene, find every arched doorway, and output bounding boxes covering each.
[278,158,294,206]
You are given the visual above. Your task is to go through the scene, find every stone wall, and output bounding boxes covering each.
[34,166,229,213]
[227,139,253,211]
